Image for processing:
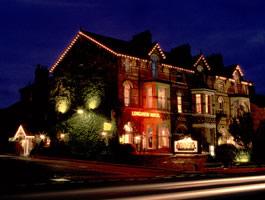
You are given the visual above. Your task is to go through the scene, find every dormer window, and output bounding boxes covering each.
[151,54,159,78]
[233,70,240,83]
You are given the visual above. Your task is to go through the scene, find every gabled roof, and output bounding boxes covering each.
[49,33,80,72]
[148,43,166,59]
[221,64,244,77]
[193,54,211,70]
[49,29,194,74]
[12,125,34,140]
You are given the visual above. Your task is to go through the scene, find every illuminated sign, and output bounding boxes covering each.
[174,137,198,153]
[131,111,160,118]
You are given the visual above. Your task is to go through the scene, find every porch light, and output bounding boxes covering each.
[60,133,65,140]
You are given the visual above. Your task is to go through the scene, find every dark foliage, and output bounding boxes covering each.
[229,112,253,147]
[215,144,237,167]
[252,120,265,163]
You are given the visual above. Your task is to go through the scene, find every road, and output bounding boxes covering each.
[3,175,265,199]
[0,154,179,195]
[2,155,265,199]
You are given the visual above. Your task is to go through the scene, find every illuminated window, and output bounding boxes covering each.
[146,86,153,108]
[158,87,166,109]
[196,94,202,113]
[123,122,133,144]
[177,95,182,113]
[158,126,169,148]
[147,126,153,148]
[205,94,209,114]
[123,81,133,106]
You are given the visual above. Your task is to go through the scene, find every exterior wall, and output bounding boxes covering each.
[50,32,253,155]
[118,57,166,152]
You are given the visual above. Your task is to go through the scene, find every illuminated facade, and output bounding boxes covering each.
[50,29,253,154]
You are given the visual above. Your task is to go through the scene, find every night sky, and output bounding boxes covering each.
[1,0,265,108]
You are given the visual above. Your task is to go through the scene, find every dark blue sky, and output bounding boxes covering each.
[1,0,265,108]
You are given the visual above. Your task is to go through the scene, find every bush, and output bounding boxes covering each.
[118,144,136,155]
[215,144,237,167]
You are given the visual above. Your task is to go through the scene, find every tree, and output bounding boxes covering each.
[60,111,111,158]
[215,144,237,167]
[229,112,253,148]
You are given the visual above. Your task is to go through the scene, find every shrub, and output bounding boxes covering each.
[215,144,237,167]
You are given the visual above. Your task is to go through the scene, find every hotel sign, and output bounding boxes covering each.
[174,137,198,153]
[131,111,160,118]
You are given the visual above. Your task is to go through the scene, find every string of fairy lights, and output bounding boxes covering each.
[49,30,253,86]
[49,30,195,74]
[193,54,211,70]
[148,43,166,59]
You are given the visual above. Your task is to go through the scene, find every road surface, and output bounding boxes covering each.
[3,175,265,199]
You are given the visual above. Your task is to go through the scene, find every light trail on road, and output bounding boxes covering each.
[4,175,265,199]
[114,182,265,200]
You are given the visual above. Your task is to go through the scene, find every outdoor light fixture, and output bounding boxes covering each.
[103,122,112,131]
[134,136,141,141]
[56,98,70,114]
[60,133,65,140]
[209,145,215,157]
[40,134,46,140]
[45,137,51,147]
[77,108,84,114]
[101,132,107,137]
[86,96,101,110]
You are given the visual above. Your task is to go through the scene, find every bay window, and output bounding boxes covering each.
[196,94,202,113]
[158,87,166,109]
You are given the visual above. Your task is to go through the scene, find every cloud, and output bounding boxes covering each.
[15,0,97,8]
